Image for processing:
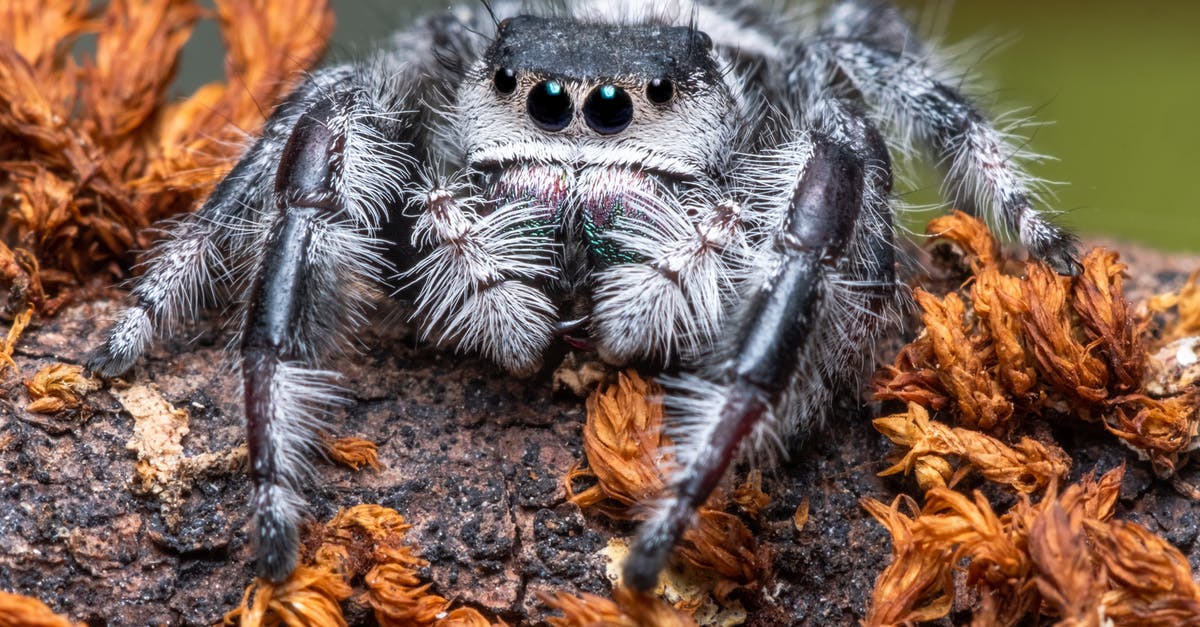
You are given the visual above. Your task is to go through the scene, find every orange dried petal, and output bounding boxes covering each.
[324,435,383,471]
[223,566,353,627]
[925,210,1001,269]
[539,587,698,627]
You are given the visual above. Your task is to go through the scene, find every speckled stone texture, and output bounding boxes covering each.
[1,240,1198,626]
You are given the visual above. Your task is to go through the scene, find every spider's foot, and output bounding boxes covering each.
[86,306,152,377]
[1027,228,1081,277]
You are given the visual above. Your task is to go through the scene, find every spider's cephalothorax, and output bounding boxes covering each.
[89,0,1078,587]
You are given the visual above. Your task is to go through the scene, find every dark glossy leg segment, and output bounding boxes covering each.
[624,135,867,591]
[240,88,402,581]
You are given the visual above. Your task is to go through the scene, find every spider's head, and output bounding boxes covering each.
[458,15,736,179]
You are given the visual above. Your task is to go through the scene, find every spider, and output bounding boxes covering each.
[88,0,1077,589]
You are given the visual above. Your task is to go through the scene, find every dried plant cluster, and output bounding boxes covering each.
[566,372,769,591]
[863,466,1200,626]
[866,212,1200,625]
[225,504,498,627]
[539,587,700,627]
[876,212,1200,477]
[0,0,333,314]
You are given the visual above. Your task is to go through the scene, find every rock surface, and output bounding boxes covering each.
[1,240,1198,626]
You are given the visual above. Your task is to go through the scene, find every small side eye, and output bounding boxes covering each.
[528,80,572,132]
[646,78,674,105]
[494,68,518,94]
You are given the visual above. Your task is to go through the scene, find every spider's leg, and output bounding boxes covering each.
[820,0,924,55]
[806,37,1079,274]
[240,80,419,580]
[86,74,351,376]
[625,130,881,590]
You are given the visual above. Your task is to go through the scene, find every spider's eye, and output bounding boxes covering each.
[646,78,674,105]
[527,80,572,132]
[493,68,517,94]
[583,84,633,135]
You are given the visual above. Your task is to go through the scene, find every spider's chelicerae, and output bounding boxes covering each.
[89,0,1077,588]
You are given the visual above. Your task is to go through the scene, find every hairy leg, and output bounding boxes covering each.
[624,127,877,590]
[783,4,1078,274]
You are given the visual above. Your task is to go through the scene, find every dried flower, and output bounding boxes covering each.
[864,466,1200,626]
[227,504,498,627]
[0,0,333,310]
[875,403,1070,494]
[539,586,698,627]
[731,469,770,519]
[226,566,353,627]
[324,435,383,471]
[565,371,765,589]
[0,305,34,377]
[876,212,1199,478]
[24,362,98,413]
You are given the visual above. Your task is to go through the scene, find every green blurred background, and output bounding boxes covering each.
[180,1,1200,251]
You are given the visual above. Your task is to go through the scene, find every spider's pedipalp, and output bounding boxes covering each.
[405,182,559,375]
[592,192,753,364]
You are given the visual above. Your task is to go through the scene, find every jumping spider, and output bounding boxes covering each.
[89,0,1077,588]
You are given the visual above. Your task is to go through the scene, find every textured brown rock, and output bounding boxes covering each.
[0,241,1198,626]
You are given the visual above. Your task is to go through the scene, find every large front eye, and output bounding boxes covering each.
[527,80,572,132]
[583,84,633,135]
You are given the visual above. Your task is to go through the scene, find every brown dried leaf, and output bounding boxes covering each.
[366,563,452,627]
[873,333,951,409]
[677,509,766,587]
[223,565,353,627]
[972,265,1038,399]
[1106,393,1198,477]
[1,305,34,376]
[539,587,699,627]
[567,371,667,514]
[915,289,1014,430]
[85,0,202,142]
[926,210,1001,270]
[2,0,332,307]
[228,504,496,627]
[24,362,98,413]
[1089,519,1200,625]
[1019,262,1110,404]
[861,496,955,626]
[324,435,383,471]
[732,469,770,519]
[1028,502,1104,627]
[875,403,1070,494]
[569,371,765,588]
[864,465,1200,626]
[0,0,93,71]
[0,589,84,627]
[1072,248,1145,395]
[793,497,810,532]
